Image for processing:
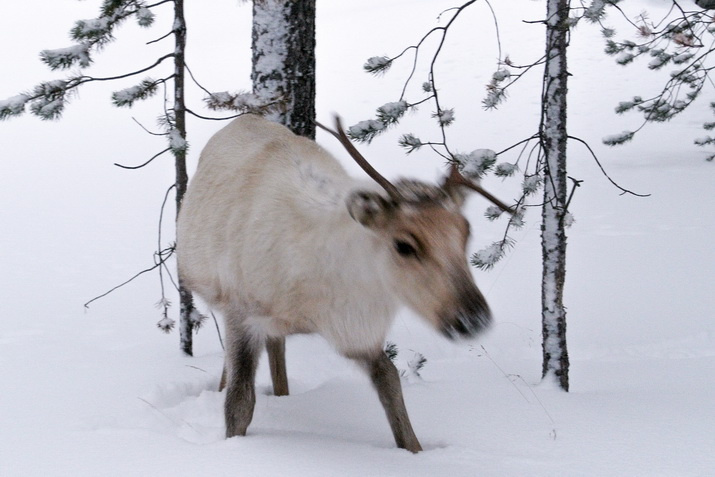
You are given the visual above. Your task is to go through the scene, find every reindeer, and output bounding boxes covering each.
[176,114,511,453]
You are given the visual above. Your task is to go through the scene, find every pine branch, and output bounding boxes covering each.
[1,54,175,121]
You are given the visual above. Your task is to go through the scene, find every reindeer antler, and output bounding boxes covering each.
[316,115,402,201]
[444,164,516,215]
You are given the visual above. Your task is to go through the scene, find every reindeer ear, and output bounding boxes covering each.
[346,190,394,228]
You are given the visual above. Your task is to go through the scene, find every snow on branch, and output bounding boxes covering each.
[204,91,276,114]
[112,78,160,107]
[348,100,410,143]
[364,56,393,75]
[432,108,455,127]
[40,44,92,70]
[136,7,155,27]
[454,149,497,179]
[601,2,715,154]
[72,1,156,48]
[483,68,512,109]
[28,80,70,120]
[522,174,543,196]
[494,161,518,178]
[583,0,609,23]
[602,130,634,146]
[1,53,174,121]
[168,128,188,155]
[71,17,113,44]
[0,94,30,120]
[376,100,408,125]
[471,239,514,271]
[398,133,423,153]
[347,119,386,144]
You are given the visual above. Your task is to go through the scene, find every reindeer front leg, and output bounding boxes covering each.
[355,351,423,453]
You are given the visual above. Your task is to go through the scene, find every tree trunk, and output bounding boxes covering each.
[173,0,196,356]
[248,0,316,386]
[540,0,570,391]
[252,0,316,138]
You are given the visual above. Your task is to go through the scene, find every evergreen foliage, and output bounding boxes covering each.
[384,341,399,361]
[363,56,393,75]
[454,149,497,179]
[1,0,167,122]
[0,0,213,353]
[596,1,715,157]
[111,78,160,107]
[383,342,428,380]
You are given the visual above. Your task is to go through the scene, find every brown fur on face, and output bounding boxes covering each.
[352,186,492,338]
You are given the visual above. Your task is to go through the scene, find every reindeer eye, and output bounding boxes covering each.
[394,239,418,258]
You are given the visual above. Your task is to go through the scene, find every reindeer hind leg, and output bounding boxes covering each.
[223,327,262,438]
[267,336,289,396]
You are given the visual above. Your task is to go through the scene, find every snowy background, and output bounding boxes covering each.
[1,0,713,475]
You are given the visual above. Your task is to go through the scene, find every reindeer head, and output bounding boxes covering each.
[318,116,513,339]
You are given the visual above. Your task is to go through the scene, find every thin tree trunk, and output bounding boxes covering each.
[540,0,570,391]
[252,0,316,138]
[173,0,196,356]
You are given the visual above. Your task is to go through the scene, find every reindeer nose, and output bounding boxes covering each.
[440,286,492,339]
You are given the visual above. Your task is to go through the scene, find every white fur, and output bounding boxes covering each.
[177,115,399,355]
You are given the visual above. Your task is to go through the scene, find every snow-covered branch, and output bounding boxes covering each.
[599,1,715,155]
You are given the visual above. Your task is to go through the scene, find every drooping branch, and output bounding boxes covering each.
[83,245,175,309]
[114,147,171,169]
[567,136,651,197]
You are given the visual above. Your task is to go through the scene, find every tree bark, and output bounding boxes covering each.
[173,0,196,356]
[540,0,570,391]
[252,0,316,138]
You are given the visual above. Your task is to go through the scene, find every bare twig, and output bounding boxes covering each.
[147,30,174,46]
[568,135,651,197]
[479,346,556,428]
[211,311,225,350]
[185,108,244,121]
[132,117,166,136]
[84,258,168,309]
[114,147,171,169]
[83,184,179,309]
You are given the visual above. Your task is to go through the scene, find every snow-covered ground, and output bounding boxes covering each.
[1,1,713,475]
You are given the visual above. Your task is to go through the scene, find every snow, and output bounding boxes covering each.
[40,43,91,69]
[377,100,408,122]
[0,94,29,117]
[603,130,636,146]
[169,128,187,154]
[364,56,392,74]
[252,0,290,117]
[136,7,154,28]
[1,0,714,476]
[457,149,497,178]
[433,108,455,126]
[347,119,386,141]
[616,52,636,65]
[74,17,110,37]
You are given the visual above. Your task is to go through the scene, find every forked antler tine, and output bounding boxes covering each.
[447,164,516,215]
[316,115,402,201]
